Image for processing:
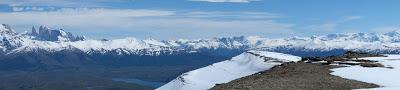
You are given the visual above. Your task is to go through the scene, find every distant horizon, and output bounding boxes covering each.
[1,0,400,40]
[4,24,400,41]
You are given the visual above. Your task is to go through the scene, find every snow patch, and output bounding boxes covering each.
[331,55,400,90]
[156,51,301,90]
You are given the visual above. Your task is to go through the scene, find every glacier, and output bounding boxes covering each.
[156,51,301,90]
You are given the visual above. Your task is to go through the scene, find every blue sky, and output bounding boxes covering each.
[0,0,399,40]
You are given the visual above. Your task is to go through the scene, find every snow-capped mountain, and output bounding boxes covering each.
[2,24,400,57]
[2,24,400,87]
[0,24,23,51]
[156,51,301,90]
[0,24,251,56]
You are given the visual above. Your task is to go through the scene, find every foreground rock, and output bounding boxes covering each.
[211,62,379,90]
[303,51,387,68]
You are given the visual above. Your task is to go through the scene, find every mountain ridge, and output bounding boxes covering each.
[1,24,400,89]
[2,24,400,56]
[156,51,302,90]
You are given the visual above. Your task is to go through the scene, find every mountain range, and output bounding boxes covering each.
[1,24,400,87]
[2,24,400,57]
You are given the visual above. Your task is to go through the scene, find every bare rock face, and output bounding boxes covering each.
[31,26,85,41]
[31,26,38,36]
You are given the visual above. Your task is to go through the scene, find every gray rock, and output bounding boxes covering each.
[31,25,85,41]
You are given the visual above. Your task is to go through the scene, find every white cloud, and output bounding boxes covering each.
[12,6,46,12]
[308,23,337,32]
[2,0,75,7]
[1,0,135,7]
[0,8,175,26]
[181,11,282,19]
[190,0,260,3]
[371,26,400,33]
[12,7,25,12]
[343,16,363,21]
[0,8,294,39]
[307,16,363,32]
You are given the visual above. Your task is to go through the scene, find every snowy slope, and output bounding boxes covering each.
[331,55,400,90]
[0,24,24,52]
[156,51,301,90]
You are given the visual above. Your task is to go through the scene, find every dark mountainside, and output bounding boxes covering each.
[0,49,238,89]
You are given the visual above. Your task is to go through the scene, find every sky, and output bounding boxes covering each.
[0,0,400,40]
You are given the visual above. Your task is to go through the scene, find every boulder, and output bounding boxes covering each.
[360,62,384,67]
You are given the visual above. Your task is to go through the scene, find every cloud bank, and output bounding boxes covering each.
[0,8,294,39]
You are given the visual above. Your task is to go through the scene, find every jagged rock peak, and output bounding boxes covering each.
[31,25,85,41]
[31,26,38,36]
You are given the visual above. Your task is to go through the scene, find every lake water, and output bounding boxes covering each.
[112,78,166,88]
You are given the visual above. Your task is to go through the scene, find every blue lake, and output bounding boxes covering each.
[112,78,166,88]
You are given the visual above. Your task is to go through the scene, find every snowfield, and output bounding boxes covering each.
[331,55,400,90]
[156,51,301,90]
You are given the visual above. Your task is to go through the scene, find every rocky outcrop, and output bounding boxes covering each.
[31,26,38,36]
[31,26,85,41]
[302,51,387,68]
